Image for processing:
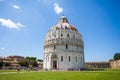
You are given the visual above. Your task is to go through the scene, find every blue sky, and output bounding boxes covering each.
[0,0,120,62]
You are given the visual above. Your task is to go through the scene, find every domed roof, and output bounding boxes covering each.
[44,16,83,45]
[51,16,77,31]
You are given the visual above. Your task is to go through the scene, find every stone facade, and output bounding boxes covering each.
[110,60,120,68]
[85,62,110,69]
[43,16,85,70]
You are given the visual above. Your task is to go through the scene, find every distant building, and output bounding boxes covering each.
[7,55,24,62]
[2,55,24,69]
[43,16,85,70]
[110,60,120,68]
[85,62,110,69]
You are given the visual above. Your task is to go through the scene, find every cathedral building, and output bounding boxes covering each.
[43,16,85,70]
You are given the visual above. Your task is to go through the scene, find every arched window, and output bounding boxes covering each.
[67,34,69,37]
[73,35,75,38]
[68,56,71,62]
[54,45,56,50]
[66,44,68,49]
[61,34,63,37]
[76,56,77,62]
[61,56,63,62]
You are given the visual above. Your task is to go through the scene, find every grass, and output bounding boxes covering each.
[0,69,120,80]
[0,70,17,73]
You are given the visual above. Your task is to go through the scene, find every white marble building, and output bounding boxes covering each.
[43,16,85,70]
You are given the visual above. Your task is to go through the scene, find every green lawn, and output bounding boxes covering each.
[0,69,120,80]
[0,70,16,73]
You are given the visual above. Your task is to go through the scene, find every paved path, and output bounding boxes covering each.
[0,72,18,74]
[0,71,40,74]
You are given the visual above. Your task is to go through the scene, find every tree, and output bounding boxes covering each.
[26,56,37,67]
[26,57,37,61]
[18,59,29,67]
[113,53,120,60]
[37,59,43,62]
[0,59,3,68]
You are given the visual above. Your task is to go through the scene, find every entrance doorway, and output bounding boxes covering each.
[53,60,57,69]
[51,54,57,69]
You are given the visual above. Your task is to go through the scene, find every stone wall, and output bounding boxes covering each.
[110,60,120,68]
[85,62,110,69]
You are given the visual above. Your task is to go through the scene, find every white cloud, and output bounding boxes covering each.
[0,18,23,30]
[12,5,20,9]
[0,47,4,51]
[10,3,20,10]
[54,3,63,14]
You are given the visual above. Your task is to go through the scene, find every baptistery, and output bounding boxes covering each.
[43,16,85,70]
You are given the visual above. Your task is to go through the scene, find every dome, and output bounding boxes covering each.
[44,16,84,50]
[51,16,77,31]
[43,16,85,70]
